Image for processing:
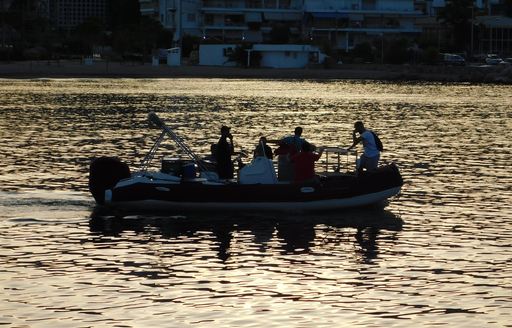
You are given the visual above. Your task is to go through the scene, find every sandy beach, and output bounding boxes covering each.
[1,59,511,83]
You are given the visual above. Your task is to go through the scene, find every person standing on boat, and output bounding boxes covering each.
[290,142,324,184]
[281,127,305,153]
[274,127,305,182]
[347,121,380,174]
[216,125,235,179]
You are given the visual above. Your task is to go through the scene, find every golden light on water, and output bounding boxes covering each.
[0,78,511,327]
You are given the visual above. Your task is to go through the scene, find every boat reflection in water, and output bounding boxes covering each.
[89,207,403,264]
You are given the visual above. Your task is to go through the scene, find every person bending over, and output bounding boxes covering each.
[347,121,380,175]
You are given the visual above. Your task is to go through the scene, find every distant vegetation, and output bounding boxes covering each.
[0,0,172,61]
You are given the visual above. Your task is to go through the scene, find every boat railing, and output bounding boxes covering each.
[319,147,358,175]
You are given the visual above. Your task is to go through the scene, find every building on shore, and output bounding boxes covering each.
[139,0,201,46]
[139,0,429,51]
[49,0,108,30]
[200,0,303,43]
[303,0,424,51]
[140,0,512,56]
[199,43,326,68]
[475,15,512,55]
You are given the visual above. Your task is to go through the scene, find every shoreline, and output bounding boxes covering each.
[1,60,511,83]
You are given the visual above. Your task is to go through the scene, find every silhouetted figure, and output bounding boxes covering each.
[216,125,234,179]
[290,141,324,184]
[274,127,306,182]
[348,121,381,175]
[254,136,273,159]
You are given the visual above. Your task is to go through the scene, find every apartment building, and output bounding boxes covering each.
[141,0,512,55]
[201,0,303,43]
[139,0,201,43]
[142,0,425,49]
[304,0,423,50]
[49,0,108,30]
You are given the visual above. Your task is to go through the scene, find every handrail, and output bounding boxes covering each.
[321,147,358,173]
[322,147,358,155]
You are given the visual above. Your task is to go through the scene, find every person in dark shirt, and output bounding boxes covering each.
[290,141,324,184]
[216,125,234,179]
[254,137,273,159]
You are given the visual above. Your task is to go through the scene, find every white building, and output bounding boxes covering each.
[199,44,238,66]
[199,43,326,68]
[254,44,326,68]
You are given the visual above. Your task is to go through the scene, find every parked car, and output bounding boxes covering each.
[441,53,466,66]
[485,54,504,65]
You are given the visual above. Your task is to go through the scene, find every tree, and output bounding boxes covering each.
[227,44,261,67]
[269,23,291,44]
[137,16,172,54]
[505,0,512,17]
[5,0,56,59]
[182,34,200,57]
[107,0,140,30]
[384,38,410,64]
[437,0,473,51]
[111,16,171,59]
[351,42,374,63]
[422,46,440,65]
[71,17,105,54]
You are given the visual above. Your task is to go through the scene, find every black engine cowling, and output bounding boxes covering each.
[89,157,131,204]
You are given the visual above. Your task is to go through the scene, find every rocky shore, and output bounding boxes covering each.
[1,60,511,83]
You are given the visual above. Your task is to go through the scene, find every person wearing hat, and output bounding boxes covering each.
[216,125,234,179]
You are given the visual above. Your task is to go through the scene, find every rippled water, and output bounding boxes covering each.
[0,78,511,327]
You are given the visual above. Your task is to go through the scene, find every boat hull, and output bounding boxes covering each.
[91,161,403,212]
[107,186,401,212]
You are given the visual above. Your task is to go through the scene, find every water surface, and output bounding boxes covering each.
[0,78,511,327]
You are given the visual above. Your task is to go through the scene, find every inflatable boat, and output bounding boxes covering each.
[89,113,403,212]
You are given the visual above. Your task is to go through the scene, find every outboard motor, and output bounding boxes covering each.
[89,157,131,204]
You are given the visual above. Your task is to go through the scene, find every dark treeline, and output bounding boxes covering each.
[0,0,172,61]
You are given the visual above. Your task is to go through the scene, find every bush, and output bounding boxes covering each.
[384,38,409,64]
[182,34,200,58]
[227,44,261,67]
[269,23,291,44]
[351,42,374,63]
[422,46,440,65]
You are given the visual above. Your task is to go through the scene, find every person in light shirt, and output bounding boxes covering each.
[347,121,381,175]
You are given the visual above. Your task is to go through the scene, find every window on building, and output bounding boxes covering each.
[204,14,214,25]
[224,15,243,26]
[187,13,195,22]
